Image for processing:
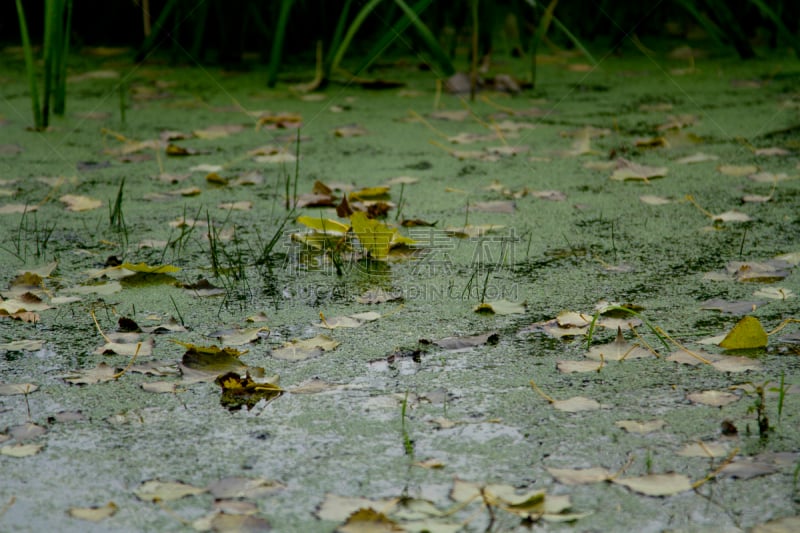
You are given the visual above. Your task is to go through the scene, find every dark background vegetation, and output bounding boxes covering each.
[4,0,799,66]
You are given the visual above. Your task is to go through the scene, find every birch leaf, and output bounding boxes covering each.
[719,316,768,349]
[134,480,207,501]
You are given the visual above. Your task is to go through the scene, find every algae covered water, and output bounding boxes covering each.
[1,43,799,531]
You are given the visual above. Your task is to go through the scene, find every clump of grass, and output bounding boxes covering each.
[15,0,73,130]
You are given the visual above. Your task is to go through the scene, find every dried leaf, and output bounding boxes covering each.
[687,390,740,407]
[62,362,118,385]
[613,473,692,496]
[473,300,526,315]
[718,164,759,176]
[271,334,340,361]
[134,480,207,502]
[546,466,612,485]
[0,382,39,395]
[556,360,603,374]
[676,441,729,458]
[60,194,103,211]
[551,396,602,412]
[68,502,118,522]
[610,158,667,181]
[615,419,666,433]
[430,331,498,350]
[1,442,44,457]
[586,328,652,361]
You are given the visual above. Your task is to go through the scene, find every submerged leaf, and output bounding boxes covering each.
[68,502,118,522]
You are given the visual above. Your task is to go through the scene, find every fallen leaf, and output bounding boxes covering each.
[676,152,719,164]
[701,298,765,315]
[140,381,177,393]
[612,473,692,496]
[429,331,498,350]
[271,334,340,361]
[753,287,794,300]
[720,459,777,479]
[10,422,47,440]
[68,502,118,522]
[551,396,602,412]
[752,515,800,533]
[615,419,666,433]
[338,508,403,533]
[1,443,44,457]
[676,441,729,458]
[609,158,668,181]
[687,390,740,407]
[718,316,768,349]
[586,328,652,361]
[134,480,207,501]
[473,299,526,315]
[556,360,603,374]
[639,195,672,205]
[712,210,752,223]
[212,327,269,346]
[316,494,398,522]
[0,382,39,395]
[357,288,403,304]
[718,164,758,176]
[62,362,118,385]
[546,466,612,485]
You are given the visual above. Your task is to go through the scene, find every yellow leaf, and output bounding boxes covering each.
[349,186,390,200]
[296,215,349,234]
[718,316,768,349]
[118,262,181,274]
[350,212,393,260]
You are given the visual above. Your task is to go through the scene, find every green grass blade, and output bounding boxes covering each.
[42,0,60,128]
[330,0,385,74]
[352,0,433,76]
[746,0,800,54]
[324,0,356,78]
[528,0,559,89]
[135,0,180,61]
[54,0,73,116]
[267,0,295,88]
[672,0,727,47]
[550,15,596,66]
[14,0,42,129]
[392,0,455,76]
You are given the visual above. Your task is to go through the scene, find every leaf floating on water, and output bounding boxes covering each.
[473,299,526,315]
[609,158,668,181]
[212,327,269,346]
[338,508,402,533]
[216,371,282,411]
[1,443,44,457]
[134,480,207,502]
[316,494,399,522]
[62,362,118,385]
[719,459,777,479]
[207,476,285,499]
[271,334,340,361]
[586,328,652,361]
[676,152,719,164]
[551,396,602,412]
[613,473,692,496]
[0,382,39,395]
[68,502,118,522]
[712,210,752,223]
[60,194,103,211]
[546,466,612,485]
[753,287,794,300]
[718,164,758,177]
[701,298,765,315]
[719,316,768,350]
[357,288,403,304]
[317,311,381,329]
[615,419,666,434]
[444,224,505,238]
[556,360,604,374]
[676,441,729,458]
[751,515,800,533]
[428,331,498,350]
[687,390,740,407]
[350,211,394,260]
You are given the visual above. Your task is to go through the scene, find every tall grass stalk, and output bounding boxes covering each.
[15,0,72,129]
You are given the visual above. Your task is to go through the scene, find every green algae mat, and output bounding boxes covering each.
[1,45,800,531]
